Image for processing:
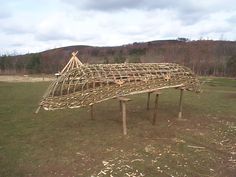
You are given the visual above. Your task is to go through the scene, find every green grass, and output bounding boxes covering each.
[0,77,236,177]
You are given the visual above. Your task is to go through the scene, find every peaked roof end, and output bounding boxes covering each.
[60,51,83,74]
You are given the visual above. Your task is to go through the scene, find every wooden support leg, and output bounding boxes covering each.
[35,106,41,114]
[152,92,160,125]
[147,92,152,110]
[119,100,122,111]
[117,97,131,135]
[178,89,184,120]
[90,104,94,120]
[122,101,127,135]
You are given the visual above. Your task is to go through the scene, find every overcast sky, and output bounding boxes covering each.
[1,0,236,54]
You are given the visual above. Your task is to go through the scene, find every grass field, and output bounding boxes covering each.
[0,77,235,177]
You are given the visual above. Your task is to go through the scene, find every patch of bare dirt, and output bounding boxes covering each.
[0,75,54,82]
[225,93,236,99]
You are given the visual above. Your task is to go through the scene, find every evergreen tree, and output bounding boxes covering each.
[26,54,41,73]
[226,55,236,76]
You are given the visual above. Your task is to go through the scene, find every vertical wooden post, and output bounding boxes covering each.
[147,92,152,110]
[117,97,131,135]
[90,104,94,120]
[35,105,41,114]
[178,89,184,119]
[122,102,127,135]
[152,91,161,125]
[119,100,122,111]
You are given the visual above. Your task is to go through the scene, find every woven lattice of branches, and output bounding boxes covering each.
[38,63,201,110]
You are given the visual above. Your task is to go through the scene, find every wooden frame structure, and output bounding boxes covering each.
[60,51,83,74]
[36,52,201,134]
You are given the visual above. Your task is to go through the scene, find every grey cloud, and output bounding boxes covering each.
[2,26,33,35]
[0,1,12,19]
[0,11,11,19]
[83,0,143,11]
[10,43,24,47]
[61,0,215,13]
[61,0,213,26]
[177,11,207,25]
[0,22,34,35]
[35,31,76,42]
[63,0,189,11]
[228,15,236,23]
[61,0,236,24]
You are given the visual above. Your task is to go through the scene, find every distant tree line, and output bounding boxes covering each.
[0,53,42,74]
[0,40,236,77]
[226,55,236,76]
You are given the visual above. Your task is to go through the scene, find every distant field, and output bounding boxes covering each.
[0,75,53,82]
[0,77,235,177]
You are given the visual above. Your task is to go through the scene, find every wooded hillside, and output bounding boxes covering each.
[1,40,236,76]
